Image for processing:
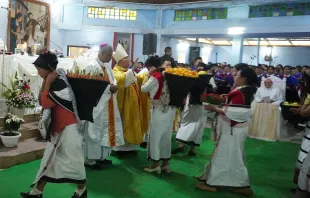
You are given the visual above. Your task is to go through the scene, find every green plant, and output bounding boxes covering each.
[1,72,36,108]
[3,113,24,135]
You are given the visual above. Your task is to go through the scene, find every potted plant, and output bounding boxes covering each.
[1,72,36,118]
[0,113,24,147]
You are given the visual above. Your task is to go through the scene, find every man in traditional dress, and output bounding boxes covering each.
[83,44,125,169]
[113,43,149,154]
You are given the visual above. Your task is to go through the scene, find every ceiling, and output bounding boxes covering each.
[183,37,310,47]
[106,0,222,4]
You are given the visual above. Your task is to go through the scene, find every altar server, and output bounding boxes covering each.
[113,43,149,154]
[255,78,284,106]
[21,52,87,198]
[83,44,124,169]
[141,56,176,174]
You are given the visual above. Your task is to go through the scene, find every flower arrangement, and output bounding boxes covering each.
[1,72,36,108]
[201,93,225,105]
[3,113,24,135]
[66,67,106,81]
[165,68,199,78]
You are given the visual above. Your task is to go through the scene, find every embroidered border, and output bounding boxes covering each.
[108,97,116,147]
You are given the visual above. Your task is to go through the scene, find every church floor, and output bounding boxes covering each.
[0,129,299,198]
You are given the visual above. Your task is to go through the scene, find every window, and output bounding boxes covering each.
[67,45,90,57]
[174,8,227,21]
[87,7,137,20]
[249,3,310,18]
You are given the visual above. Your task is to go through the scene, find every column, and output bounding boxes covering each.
[156,9,163,55]
[231,36,244,65]
[257,38,260,66]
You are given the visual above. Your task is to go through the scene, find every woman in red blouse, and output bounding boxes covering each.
[21,52,87,198]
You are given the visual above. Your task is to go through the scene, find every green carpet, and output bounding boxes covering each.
[0,129,299,198]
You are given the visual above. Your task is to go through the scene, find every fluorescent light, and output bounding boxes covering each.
[291,41,310,46]
[199,38,212,44]
[185,38,196,41]
[247,40,270,46]
[268,41,291,46]
[212,40,231,45]
[228,27,245,35]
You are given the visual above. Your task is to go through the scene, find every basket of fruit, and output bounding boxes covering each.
[280,102,308,124]
[165,68,198,107]
[189,71,213,105]
[67,68,109,122]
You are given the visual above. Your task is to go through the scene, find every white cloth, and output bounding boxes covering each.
[197,107,251,187]
[176,95,204,146]
[141,74,176,161]
[297,151,310,193]
[32,124,85,185]
[249,103,286,141]
[138,67,148,75]
[255,86,284,106]
[83,59,124,159]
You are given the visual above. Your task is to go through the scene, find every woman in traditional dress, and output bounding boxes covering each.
[196,67,257,196]
[172,63,210,156]
[295,94,310,197]
[141,56,176,174]
[21,52,87,198]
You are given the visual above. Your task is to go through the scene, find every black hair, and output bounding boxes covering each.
[239,67,257,86]
[138,62,144,65]
[33,51,58,71]
[28,12,33,17]
[145,55,161,68]
[15,12,22,19]
[160,56,172,65]
[194,57,202,62]
[165,47,172,53]
[234,63,249,71]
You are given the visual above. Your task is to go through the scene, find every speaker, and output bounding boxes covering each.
[143,34,157,55]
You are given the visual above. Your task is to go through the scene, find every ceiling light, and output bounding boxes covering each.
[268,41,291,46]
[228,27,245,35]
[185,38,196,41]
[291,41,310,46]
[212,40,231,45]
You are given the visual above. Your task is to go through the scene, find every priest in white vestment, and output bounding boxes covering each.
[255,78,284,105]
[249,78,285,141]
[83,44,124,169]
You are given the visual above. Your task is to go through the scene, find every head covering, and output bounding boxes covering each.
[99,43,108,48]
[33,51,58,71]
[113,43,128,63]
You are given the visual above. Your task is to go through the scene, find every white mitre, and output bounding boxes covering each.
[113,43,128,63]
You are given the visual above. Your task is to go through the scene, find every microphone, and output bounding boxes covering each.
[1,6,12,11]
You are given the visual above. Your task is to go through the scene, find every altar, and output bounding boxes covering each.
[0,54,96,116]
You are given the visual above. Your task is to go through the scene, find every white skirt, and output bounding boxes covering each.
[148,106,176,161]
[197,116,250,187]
[176,104,204,146]
[31,124,86,186]
[84,130,111,160]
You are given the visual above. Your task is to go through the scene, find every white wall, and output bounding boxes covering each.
[214,46,310,66]
[168,38,214,64]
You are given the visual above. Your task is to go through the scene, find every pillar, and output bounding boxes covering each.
[257,38,260,66]
[231,36,244,65]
